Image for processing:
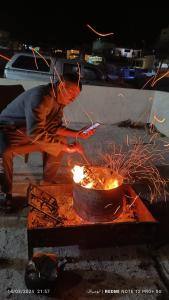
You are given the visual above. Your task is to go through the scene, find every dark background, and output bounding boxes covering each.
[0,2,168,48]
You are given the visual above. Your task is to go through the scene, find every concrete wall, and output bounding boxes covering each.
[64,85,154,124]
[0,78,169,135]
[0,78,45,90]
[149,91,169,136]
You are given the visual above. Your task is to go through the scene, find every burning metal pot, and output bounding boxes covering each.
[72,166,124,222]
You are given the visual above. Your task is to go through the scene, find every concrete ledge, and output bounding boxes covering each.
[0,78,157,125]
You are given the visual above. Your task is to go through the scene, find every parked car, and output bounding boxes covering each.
[120,68,135,80]
[4,52,106,85]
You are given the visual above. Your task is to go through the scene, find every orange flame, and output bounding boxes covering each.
[85,182,94,189]
[86,24,114,37]
[153,113,166,124]
[0,53,11,61]
[72,165,121,190]
[104,178,119,190]
[72,165,85,183]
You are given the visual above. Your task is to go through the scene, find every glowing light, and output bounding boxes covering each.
[87,24,114,37]
[29,46,50,67]
[153,113,166,123]
[129,194,140,208]
[141,76,154,89]
[142,65,161,89]
[104,178,119,190]
[31,48,39,70]
[85,182,94,189]
[77,62,81,88]
[76,101,94,128]
[151,69,169,87]
[0,53,10,61]
[27,49,93,127]
[72,165,121,190]
[101,138,167,202]
[113,205,121,215]
[29,46,67,98]
[72,165,85,183]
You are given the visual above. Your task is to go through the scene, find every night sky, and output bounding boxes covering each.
[0,2,168,49]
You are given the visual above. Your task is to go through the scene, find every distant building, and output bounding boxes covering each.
[114,47,142,58]
[85,55,103,65]
[92,38,115,57]
[132,55,156,69]
[92,39,142,62]
[67,49,80,59]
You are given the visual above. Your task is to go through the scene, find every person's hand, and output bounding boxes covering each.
[66,142,84,155]
[77,128,96,139]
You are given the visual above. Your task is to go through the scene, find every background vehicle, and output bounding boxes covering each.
[4,53,51,81]
[4,53,106,85]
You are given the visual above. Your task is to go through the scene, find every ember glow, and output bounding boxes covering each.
[104,178,119,190]
[0,53,11,61]
[29,46,50,67]
[72,165,85,183]
[72,165,122,190]
[101,139,167,202]
[86,24,114,37]
[77,62,81,88]
[153,113,166,124]
[151,69,169,87]
[31,48,39,70]
[142,68,169,89]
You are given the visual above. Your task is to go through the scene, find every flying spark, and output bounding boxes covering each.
[0,53,10,61]
[87,24,114,37]
[153,113,166,124]
[101,138,167,202]
[151,69,169,87]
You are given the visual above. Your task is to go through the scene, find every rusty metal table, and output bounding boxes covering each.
[27,184,158,259]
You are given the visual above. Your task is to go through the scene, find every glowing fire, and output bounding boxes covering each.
[72,165,93,189]
[72,165,121,190]
[101,139,167,202]
[72,165,85,183]
[86,24,114,37]
[85,182,94,189]
[104,178,119,190]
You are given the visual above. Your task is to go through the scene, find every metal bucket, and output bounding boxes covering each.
[73,170,124,222]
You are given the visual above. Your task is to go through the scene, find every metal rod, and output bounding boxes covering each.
[80,153,104,188]
[29,184,58,209]
[29,203,61,223]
